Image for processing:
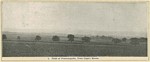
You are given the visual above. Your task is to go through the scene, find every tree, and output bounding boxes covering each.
[82,36,91,43]
[122,38,127,43]
[112,38,121,44]
[52,35,60,41]
[130,38,140,46]
[2,34,7,40]
[139,37,147,42]
[35,35,41,41]
[101,35,106,39]
[17,36,20,40]
[96,35,99,38]
[67,34,74,42]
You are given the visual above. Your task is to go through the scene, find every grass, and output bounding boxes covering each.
[2,33,147,57]
[3,40,147,57]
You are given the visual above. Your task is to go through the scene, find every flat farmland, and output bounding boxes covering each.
[3,40,147,57]
[2,33,147,57]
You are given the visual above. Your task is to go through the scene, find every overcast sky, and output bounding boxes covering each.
[2,2,147,37]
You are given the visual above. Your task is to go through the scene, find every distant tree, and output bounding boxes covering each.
[2,34,7,40]
[101,35,106,39]
[112,38,121,44]
[52,35,60,41]
[139,37,147,42]
[122,38,127,43]
[130,38,140,46]
[17,36,20,40]
[82,36,91,43]
[35,35,41,41]
[96,35,99,38]
[67,34,74,42]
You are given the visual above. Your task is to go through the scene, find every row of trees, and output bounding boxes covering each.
[2,34,147,45]
[112,38,127,44]
[2,34,91,43]
[52,34,91,43]
[112,37,147,45]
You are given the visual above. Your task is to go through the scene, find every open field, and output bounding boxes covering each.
[2,32,147,57]
[2,2,148,57]
[3,40,147,57]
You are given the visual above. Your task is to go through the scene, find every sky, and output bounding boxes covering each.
[2,2,147,37]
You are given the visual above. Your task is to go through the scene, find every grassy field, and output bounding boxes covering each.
[2,32,147,57]
[3,40,147,57]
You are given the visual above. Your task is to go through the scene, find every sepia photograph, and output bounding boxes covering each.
[2,1,148,57]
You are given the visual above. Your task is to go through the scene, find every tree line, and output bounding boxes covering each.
[2,34,147,45]
[2,34,91,43]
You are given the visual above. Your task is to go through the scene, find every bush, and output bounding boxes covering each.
[82,36,91,42]
[67,34,74,42]
[35,35,41,41]
[112,38,121,44]
[52,35,60,41]
[2,34,7,40]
